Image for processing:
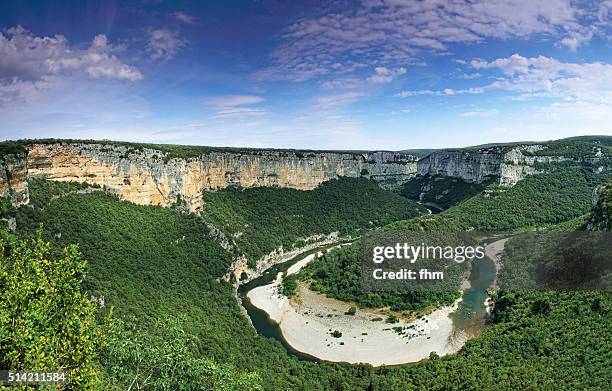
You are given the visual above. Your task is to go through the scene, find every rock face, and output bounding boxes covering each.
[23,142,417,212]
[417,145,574,186]
[0,153,29,206]
[416,150,503,184]
[3,139,606,211]
[587,184,611,231]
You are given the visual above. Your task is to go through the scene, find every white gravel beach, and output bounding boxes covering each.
[247,249,466,366]
[485,238,509,290]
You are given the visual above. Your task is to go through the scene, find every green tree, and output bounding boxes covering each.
[0,228,104,389]
[102,318,262,391]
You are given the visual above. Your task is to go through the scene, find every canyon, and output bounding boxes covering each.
[416,145,579,186]
[0,140,603,212]
[2,142,416,211]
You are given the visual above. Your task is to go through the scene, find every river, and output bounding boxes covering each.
[239,238,506,365]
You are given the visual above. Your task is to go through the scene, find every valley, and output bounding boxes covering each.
[242,237,506,366]
[1,136,611,390]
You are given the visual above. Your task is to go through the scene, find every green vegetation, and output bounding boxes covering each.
[496,182,612,291]
[400,175,487,210]
[102,318,262,390]
[281,273,299,296]
[17,179,234,324]
[498,232,611,291]
[390,166,612,231]
[6,138,372,160]
[4,145,612,389]
[460,135,612,157]
[284,238,465,312]
[0,229,104,389]
[399,149,435,158]
[589,182,612,230]
[27,178,97,209]
[0,140,27,157]
[532,136,612,158]
[11,177,430,389]
[202,177,425,262]
[0,197,13,220]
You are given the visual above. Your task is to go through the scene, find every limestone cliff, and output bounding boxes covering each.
[24,142,417,212]
[587,183,612,231]
[417,145,587,186]
[0,153,29,206]
[3,138,608,212]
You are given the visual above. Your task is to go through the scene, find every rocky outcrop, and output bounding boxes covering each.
[417,145,578,186]
[0,153,29,206]
[587,184,611,231]
[24,142,417,212]
[416,150,503,184]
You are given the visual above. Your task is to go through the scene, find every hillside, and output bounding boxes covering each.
[588,182,612,230]
[1,136,611,390]
[391,165,612,231]
[6,176,611,390]
[202,177,425,262]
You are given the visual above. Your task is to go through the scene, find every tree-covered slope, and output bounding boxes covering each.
[400,175,488,211]
[202,177,426,262]
[391,165,612,231]
[10,178,428,389]
[5,168,611,390]
[589,181,612,230]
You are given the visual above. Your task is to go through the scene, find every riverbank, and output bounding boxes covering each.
[485,238,509,290]
[246,247,467,366]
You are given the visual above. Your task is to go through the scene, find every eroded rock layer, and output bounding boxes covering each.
[417,145,578,186]
[0,153,29,206]
[24,143,418,211]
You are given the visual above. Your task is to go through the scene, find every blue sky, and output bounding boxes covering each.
[1,0,612,149]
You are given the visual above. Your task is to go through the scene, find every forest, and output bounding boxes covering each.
[283,232,471,313]
[387,165,612,232]
[201,177,425,263]
[1,141,611,389]
[400,175,487,211]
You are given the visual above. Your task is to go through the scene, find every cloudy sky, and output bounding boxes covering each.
[1,0,612,149]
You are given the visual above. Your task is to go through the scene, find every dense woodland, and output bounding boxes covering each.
[530,136,612,158]
[283,233,469,313]
[201,177,425,263]
[388,165,612,231]
[1,137,611,389]
[0,138,370,160]
[400,175,487,210]
[589,182,612,230]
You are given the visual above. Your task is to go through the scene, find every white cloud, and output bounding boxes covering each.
[210,107,268,119]
[366,66,406,84]
[598,0,612,22]
[261,0,601,81]
[146,29,185,60]
[396,87,484,98]
[173,12,197,24]
[0,26,142,106]
[558,30,593,51]
[207,95,265,107]
[320,66,406,89]
[461,72,482,79]
[205,95,268,119]
[470,54,612,104]
[319,78,361,89]
[314,91,366,108]
[459,109,499,117]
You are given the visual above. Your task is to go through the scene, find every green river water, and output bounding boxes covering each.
[238,239,499,362]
